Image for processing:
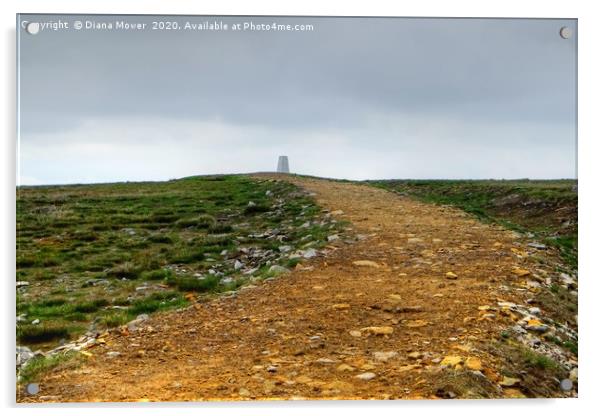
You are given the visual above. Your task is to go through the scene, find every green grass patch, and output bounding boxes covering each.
[244,204,270,214]
[140,269,173,281]
[175,214,216,229]
[522,349,561,370]
[73,299,109,313]
[18,351,81,384]
[17,322,72,343]
[129,291,187,315]
[106,262,142,280]
[100,312,130,328]
[166,275,220,292]
[16,174,343,350]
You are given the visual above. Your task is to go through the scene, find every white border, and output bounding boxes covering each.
[2,1,600,415]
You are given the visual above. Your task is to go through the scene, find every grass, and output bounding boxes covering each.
[100,312,130,328]
[166,275,220,292]
[486,340,569,398]
[175,214,216,229]
[371,179,577,271]
[128,291,187,315]
[140,269,173,281]
[16,174,343,350]
[17,322,73,343]
[522,349,561,370]
[73,299,110,313]
[18,351,81,385]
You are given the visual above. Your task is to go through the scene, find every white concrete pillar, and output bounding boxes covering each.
[277,156,290,173]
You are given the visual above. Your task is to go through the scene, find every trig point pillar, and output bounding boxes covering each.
[277,156,290,173]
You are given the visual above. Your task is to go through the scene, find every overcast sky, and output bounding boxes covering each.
[17,15,577,185]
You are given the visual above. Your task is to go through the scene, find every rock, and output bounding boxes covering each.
[266,365,278,373]
[527,242,547,250]
[407,237,423,244]
[352,260,380,268]
[302,248,317,259]
[512,268,531,277]
[503,388,526,398]
[445,272,458,280]
[406,319,429,328]
[16,346,34,367]
[127,314,149,331]
[296,375,313,384]
[106,351,121,358]
[31,319,40,325]
[525,318,549,333]
[244,267,259,275]
[464,357,482,371]
[436,389,457,399]
[499,376,521,387]
[316,358,337,364]
[16,281,30,288]
[38,395,60,401]
[570,367,578,382]
[528,307,541,316]
[234,260,244,270]
[238,387,251,397]
[278,245,292,253]
[453,344,472,353]
[330,210,344,216]
[337,364,355,372]
[268,265,290,275]
[399,364,420,372]
[349,330,362,338]
[355,372,376,381]
[327,235,339,242]
[407,352,423,360]
[440,356,463,367]
[247,201,256,207]
[526,280,541,289]
[361,326,394,335]
[560,273,577,290]
[332,303,350,310]
[373,351,398,362]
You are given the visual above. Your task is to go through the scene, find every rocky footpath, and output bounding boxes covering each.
[17,175,578,402]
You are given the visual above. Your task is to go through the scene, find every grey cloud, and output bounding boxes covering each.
[17,15,577,183]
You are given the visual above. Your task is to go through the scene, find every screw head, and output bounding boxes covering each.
[26,383,39,395]
[25,22,40,35]
[560,378,573,391]
[559,26,573,39]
